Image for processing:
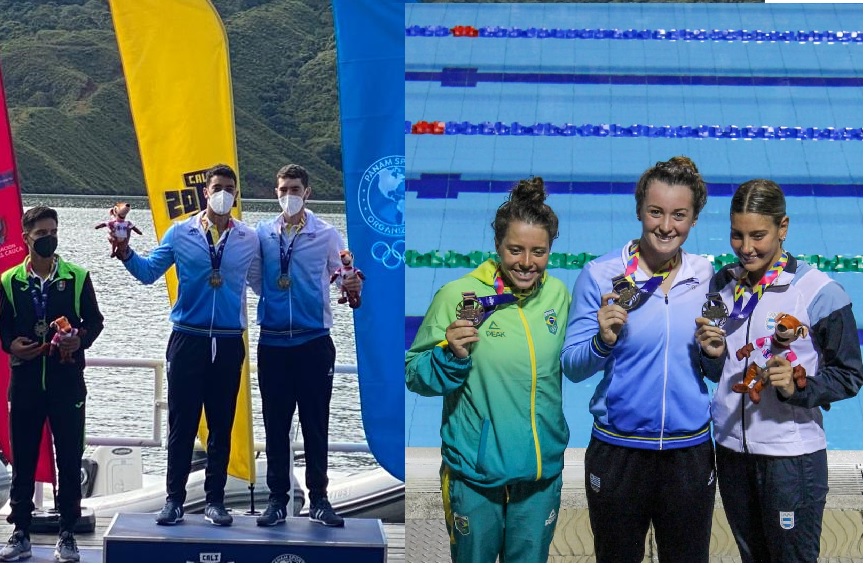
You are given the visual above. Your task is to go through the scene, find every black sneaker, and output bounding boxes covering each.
[0,530,31,562]
[204,503,233,526]
[309,498,344,527]
[54,531,79,563]
[256,501,287,527]
[155,500,184,525]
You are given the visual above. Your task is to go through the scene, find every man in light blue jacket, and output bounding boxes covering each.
[117,164,260,528]
[249,164,361,528]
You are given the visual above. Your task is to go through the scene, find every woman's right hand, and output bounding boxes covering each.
[446,319,480,359]
[598,292,628,346]
[695,317,726,358]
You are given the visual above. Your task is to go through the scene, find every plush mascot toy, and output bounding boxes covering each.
[96,202,143,258]
[733,312,809,404]
[45,316,82,364]
[330,249,365,309]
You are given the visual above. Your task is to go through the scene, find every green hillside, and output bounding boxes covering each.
[0,0,343,199]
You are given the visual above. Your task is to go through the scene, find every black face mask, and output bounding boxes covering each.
[31,235,58,258]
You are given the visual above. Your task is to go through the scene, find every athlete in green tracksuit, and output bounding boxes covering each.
[406,178,570,563]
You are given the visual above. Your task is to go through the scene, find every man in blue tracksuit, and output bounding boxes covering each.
[116,164,260,527]
[249,164,361,528]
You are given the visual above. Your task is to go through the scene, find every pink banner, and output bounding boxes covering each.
[0,65,55,484]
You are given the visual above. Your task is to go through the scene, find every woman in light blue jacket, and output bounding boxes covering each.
[561,156,715,562]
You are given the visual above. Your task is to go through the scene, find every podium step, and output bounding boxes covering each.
[30,507,96,534]
[103,513,388,563]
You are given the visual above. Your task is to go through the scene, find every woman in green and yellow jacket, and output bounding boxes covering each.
[406,178,570,563]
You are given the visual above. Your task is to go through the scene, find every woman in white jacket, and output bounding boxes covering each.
[696,179,862,563]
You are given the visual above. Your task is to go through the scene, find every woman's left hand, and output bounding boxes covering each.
[765,355,796,398]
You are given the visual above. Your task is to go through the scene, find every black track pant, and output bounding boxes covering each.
[164,331,244,505]
[717,445,827,563]
[585,437,716,563]
[7,377,85,534]
[258,335,335,504]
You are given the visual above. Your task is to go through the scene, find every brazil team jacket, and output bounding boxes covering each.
[1,256,103,391]
[250,210,345,347]
[705,256,862,456]
[405,259,571,488]
[561,241,715,450]
[122,212,260,337]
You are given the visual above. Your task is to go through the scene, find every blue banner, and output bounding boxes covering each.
[332,0,408,480]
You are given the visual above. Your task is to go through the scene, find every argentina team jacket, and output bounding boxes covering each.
[706,256,862,457]
[561,241,715,450]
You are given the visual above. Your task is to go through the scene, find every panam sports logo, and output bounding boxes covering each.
[358,155,405,238]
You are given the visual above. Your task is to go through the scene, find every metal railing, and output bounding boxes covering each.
[84,357,370,455]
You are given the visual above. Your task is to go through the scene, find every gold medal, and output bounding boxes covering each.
[209,269,223,288]
[611,275,641,311]
[277,274,291,290]
[702,292,729,327]
[34,319,49,338]
[455,291,485,328]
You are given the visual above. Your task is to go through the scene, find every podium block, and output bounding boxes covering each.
[102,513,387,563]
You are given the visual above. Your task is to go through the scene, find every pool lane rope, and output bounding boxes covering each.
[405,250,863,273]
[406,25,863,44]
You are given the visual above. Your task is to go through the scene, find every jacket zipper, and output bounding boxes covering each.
[660,293,670,449]
[517,306,542,480]
[741,315,753,454]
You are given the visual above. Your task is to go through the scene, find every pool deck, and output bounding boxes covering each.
[406,447,863,563]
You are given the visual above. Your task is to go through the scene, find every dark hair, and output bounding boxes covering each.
[492,177,559,248]
[22,206,58,232]
[635,156,707,218]
[277,164,310,188]
[730,179,787,226]
[204,163,237,185]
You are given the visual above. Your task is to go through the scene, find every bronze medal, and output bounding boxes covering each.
[277,273,291,290]
[702,292,729,328]
[209,269,223,288]
[34,319,49,338]
[455,291,485,328]
[611,275,641,311]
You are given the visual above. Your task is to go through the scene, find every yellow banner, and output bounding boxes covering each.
[109,0,255,484]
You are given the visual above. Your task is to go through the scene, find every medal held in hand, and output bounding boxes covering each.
[34,319,49,338]
[611,275,641,311]
[455,291,486,328]
[209,269,223,288]
[702,292,729,327]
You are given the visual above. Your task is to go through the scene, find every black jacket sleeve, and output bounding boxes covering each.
[782,303,863,409]
[78,273,103,350]
[0,286,13,354]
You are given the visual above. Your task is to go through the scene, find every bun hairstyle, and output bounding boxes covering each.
[492,177,559,248]
[634,156,707,218]
[730,178,787,227]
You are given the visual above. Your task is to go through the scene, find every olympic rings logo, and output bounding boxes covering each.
[371,239,404,269]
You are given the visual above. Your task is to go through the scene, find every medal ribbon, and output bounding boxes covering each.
[28,277,48,324]
[622,241,678,298]
[204,225,231,273]
[729,251,788,320]
[278,226,302,276]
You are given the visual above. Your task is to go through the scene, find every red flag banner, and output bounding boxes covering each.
[0,64,55,484]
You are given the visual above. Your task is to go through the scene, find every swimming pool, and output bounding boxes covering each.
[404,3,863,450]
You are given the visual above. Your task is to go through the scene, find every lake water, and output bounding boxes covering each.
[20,196,375,476]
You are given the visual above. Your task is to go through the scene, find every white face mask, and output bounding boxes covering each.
[279,194,305,217]
[209,190,234,215]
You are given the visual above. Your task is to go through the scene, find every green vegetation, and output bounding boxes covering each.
[0,0,343,198]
